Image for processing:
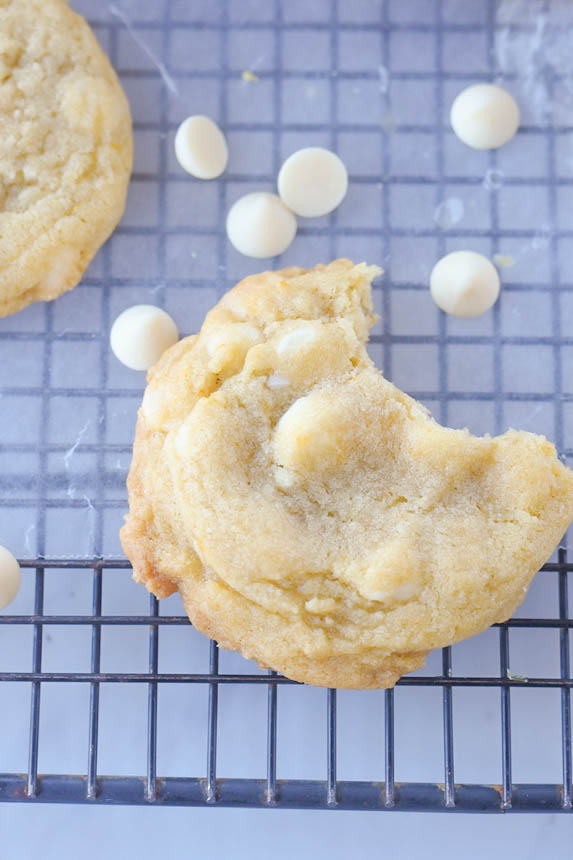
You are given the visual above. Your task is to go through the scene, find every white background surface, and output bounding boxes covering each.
[1,804,573,858]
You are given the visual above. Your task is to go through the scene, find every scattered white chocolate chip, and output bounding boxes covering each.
[266,373,289,390]
[450,83,520,150]
[110,305,179,371]
[276,325,316,356]
[430,251,501,318]
[277,147,348,217]
[226,192,297,258]
[174,115,228,179]
[0,546,21,611]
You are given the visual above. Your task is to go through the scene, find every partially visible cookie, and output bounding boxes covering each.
[0,0,132,317]
[121,260,573,689]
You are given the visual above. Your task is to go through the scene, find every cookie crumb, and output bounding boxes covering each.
[506,670,528,682]
[493,253,515,269]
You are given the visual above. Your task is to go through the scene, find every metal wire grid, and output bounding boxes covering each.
[0,556,571,811]
[0,0,572,810]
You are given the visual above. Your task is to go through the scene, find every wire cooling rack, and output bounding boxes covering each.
[0,0,573,812]
[0,555,571,811]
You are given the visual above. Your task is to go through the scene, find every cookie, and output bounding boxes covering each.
[121,260,573,689]
[0,0,132,317]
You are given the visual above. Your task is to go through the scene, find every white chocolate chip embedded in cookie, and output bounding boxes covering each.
[204,322,261,374]
[266,374,289,390]
[349,540,424,606]
[276,325,317,356]
[272,390,353,475]
[305,597,337,614]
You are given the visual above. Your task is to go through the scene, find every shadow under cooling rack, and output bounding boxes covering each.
[0,557,571,812]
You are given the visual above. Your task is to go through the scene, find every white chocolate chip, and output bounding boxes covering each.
[393,582,419,601]
[175,423,194,458]
[368,582,419,603]
[450,84,520,150]
[174,115,228,179]
[141,385,166,425]
[205,323,261,358]
[204,322,262,375]
[266,373,289,390]
[110,305,179,371]
[0,546,21,611]
[226,192,297,258]
[277,147,348,217]
[305,597,337,614]
[174,427,187,457]
[430,251,500,318]
[276,325,316,356]
[273,466,294,489]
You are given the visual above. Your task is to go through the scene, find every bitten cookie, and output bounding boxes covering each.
[121,260,573,689]
[0,0,133,317]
